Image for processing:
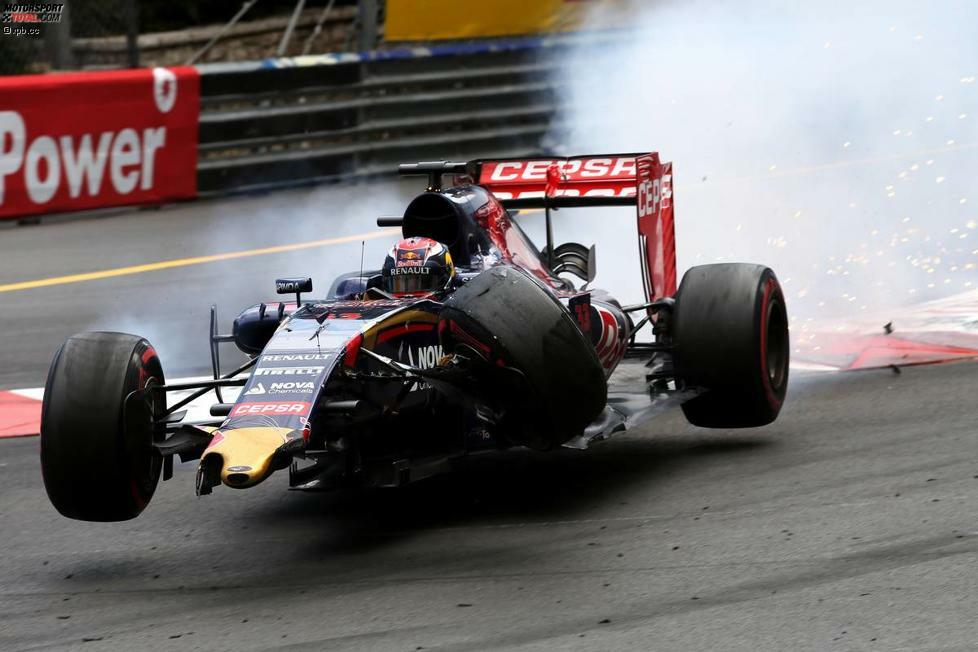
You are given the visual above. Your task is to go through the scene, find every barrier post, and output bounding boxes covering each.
[124,0,140,67]
[44,1,73,70]
[357,0,379,51]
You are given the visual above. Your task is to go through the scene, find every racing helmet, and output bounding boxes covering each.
[381,237,456,297]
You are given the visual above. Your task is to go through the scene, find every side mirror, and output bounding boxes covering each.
[276,277,312,305]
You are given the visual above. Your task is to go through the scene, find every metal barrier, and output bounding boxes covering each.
[0,32,614,220]
[193,34,605,195]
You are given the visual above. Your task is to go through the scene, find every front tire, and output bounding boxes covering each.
[40,332,165,521]
[672,264,789,428]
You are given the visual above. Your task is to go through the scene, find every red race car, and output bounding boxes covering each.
[40,152,789,522]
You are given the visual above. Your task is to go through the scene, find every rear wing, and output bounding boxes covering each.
[471,154,644,208]
[398,153,677,303]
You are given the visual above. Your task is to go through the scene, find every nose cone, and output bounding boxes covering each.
[200,427,297,488]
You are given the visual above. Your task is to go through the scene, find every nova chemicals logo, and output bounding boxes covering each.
[246,381,315,395]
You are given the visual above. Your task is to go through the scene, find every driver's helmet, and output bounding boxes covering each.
[381,237,455,297]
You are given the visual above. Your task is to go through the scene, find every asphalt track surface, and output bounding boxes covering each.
[0,359,975,651]
[2,189,978,650]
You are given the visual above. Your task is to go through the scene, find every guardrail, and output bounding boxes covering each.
[0,33,612,220]
[193,35,595,195]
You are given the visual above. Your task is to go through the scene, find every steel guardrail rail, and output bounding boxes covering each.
[193,32,618,196]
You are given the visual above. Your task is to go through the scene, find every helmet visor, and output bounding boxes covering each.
[387,269,444,295]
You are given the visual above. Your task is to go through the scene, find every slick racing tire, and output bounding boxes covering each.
[439,265,607,449]
[672,264,789,428]
[40,332,165,521]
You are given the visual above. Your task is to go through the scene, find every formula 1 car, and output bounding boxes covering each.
[40,153,789,522]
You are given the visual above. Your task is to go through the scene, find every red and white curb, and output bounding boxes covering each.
[0,388,45,439]
[793,290,978,371]
[0,380,240,439]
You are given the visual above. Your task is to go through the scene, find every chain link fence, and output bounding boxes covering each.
[0,0,373,75]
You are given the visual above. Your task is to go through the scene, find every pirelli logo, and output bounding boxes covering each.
[253,366,324,376]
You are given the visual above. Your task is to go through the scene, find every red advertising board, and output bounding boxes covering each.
[0,66,199,220]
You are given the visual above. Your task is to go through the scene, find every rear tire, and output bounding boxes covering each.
[672,264,789,428]
[439,266,607,449]
[40,332,165,521]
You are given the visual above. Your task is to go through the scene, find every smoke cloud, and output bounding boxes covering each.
[83,179,415,379]
[543,0,978,327]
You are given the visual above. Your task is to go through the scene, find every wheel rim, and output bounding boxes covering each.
[765,298,788,391]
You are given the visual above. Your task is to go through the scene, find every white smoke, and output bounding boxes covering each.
[82,179,414,379]
[544,0,978,325]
